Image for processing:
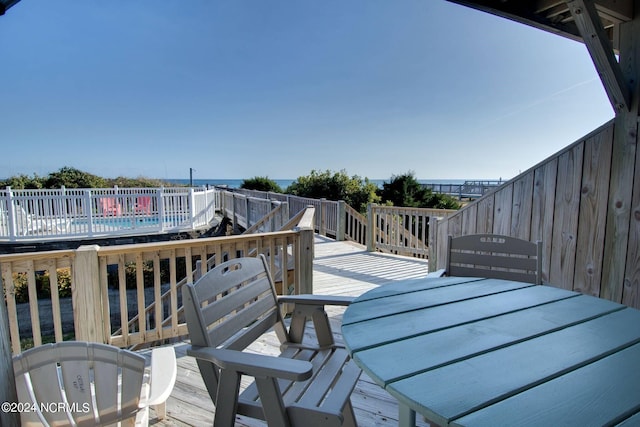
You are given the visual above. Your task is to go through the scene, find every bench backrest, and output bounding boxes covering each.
[447,234,543,284]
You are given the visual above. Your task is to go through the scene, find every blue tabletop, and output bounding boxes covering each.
[341,276,640,427]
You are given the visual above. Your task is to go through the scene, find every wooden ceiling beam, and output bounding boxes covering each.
[536,0,633,22]
[535,0,569,15]
[0,0,21,15]
[566,0,631,111]
[593,0,634,22]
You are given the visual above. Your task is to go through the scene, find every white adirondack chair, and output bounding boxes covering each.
[183,254,361,427]
[15,205,70,235]
[13,341,176,427]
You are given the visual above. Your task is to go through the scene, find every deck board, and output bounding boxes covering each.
[149,236,434,426]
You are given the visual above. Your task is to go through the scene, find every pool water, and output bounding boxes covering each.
[73,216,161,227]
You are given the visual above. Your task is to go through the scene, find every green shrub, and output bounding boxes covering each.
[286,169,379,213]
[379,172,461,209]
[9,269,72,304]
[0,167,174,189]
[241,176,283,193]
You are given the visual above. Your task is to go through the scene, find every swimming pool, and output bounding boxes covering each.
[73,216,161,228]
[70,214,192,233]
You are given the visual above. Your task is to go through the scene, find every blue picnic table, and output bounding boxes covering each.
[341,276,640,427]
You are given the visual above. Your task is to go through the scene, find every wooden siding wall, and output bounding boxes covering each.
[431,119,640,310]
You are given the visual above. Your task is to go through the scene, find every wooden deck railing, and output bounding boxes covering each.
[366,205,456,258]
[218,190,289,232]
[220,187,456,257]
[1,207,315,354]
[344,203,367,245]
[221,188,340,236]
[422,180,504,200]
[0,186,219,242]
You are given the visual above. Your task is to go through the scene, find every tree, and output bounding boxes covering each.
[378,172,461,209]
[2,167,176,189]
[241,176,283,193]
[286,169,379,213]
[107,176,167,188]
[43,167,107,189]
[0,174,44,189]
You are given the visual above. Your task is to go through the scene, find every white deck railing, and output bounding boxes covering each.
[0,186,219,242]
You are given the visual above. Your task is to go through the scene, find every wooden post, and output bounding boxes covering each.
[281,202,290,230]
[366,203,376,252]
[0,275,19,426]
[336,200,346,241]
[73,245,107,343]
[298,227,314,294]
[601,17,640,302]
[319,198,327,236]
[232,193,238,233]
[244,195,250,229]
[428,215,439,273]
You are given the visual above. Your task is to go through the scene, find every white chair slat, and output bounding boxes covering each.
[12,342,175,427]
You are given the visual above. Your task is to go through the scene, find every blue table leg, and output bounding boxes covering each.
[399,403,416,427]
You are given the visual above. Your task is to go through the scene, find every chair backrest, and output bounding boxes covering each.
[0,205,6,230]
[182,255,288,402]
[446,234,542,284]
[13,341,146,427]
[135,196,152,214]
[16,205,32,227]
[100,197,122,216]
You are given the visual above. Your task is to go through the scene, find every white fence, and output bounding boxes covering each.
[0,186,219,242]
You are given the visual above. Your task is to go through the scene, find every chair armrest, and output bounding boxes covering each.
[147,346,177,406]
[426,268,446,278]
[278,294,354,307]
[187,346,313,381]
[280,295,354,347]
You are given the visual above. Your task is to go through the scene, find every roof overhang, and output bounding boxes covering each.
[446,0,634,51]
[1,0,21,16]
[447,0,636,112]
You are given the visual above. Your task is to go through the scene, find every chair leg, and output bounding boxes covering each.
[342,400,357,427]
[153,401,167,420]
[255,377,290,427]
[288,310,307,344]
[312,308,335,347]
[214,370,241,427]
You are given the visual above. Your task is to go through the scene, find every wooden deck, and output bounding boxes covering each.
[148,236,434,426]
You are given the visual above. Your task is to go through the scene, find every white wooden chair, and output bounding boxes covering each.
[15,205,70,235]
[182,254,361,427]
[446,234,543,284]
[13,341,176,427]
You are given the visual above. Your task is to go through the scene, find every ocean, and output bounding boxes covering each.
[165,178,476,189]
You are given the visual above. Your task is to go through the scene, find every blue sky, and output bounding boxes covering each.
[1,0,614,181]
